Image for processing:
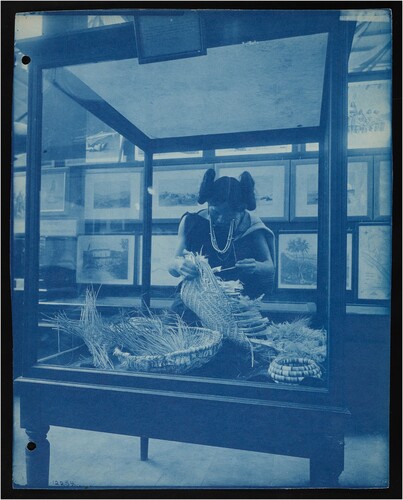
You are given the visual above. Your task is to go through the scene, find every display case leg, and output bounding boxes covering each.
[25,425,50,488]
[309,435,344,487]
[140,436,149,461]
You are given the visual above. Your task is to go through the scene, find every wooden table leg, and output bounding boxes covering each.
[140,436,149,461]
[310,435,345,487]
[25,425,50,488]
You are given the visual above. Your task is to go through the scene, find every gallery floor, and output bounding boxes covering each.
[12,396,388,489]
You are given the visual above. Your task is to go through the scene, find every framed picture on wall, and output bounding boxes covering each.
[290,160,318,219]
[217,161,289,220]
[346,232,353,291]
[277,232,317,289]
[84,169,141,220]
[358,224,391,300]
[13,171,26,234]
[135,146,203,161]
[76,234,135,285]
[374,156,392,219]
[138,234,181,286]
[40,169,66,213]
[347,157,372,219]
[152,167,208,219]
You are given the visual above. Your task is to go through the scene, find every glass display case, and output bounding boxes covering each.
[11,9,392,489]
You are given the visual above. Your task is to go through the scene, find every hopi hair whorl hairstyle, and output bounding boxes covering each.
[239,170,256,211]
[198,168,216,204]
[198,167,256,211]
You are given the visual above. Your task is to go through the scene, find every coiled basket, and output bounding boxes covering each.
[113,327,223,374]
[268,357,322,385]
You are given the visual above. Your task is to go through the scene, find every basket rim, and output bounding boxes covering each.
[113,327,223,363]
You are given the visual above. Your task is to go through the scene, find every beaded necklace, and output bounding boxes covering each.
[209,217,234,254]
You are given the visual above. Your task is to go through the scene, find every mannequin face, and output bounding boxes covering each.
[208,202,244,226]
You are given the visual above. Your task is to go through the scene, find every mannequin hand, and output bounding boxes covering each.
[235,258,257,274]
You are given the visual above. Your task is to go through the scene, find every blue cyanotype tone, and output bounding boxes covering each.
[11,9,392,490]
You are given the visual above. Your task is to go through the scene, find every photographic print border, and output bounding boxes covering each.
[374,155,392,220]
[357,224,391,301]
[40,168,67,213]
[290,159,319,220]
[84,168,141,220]
[347,156,373,219]
[13,170,26,234]
[152,166,208,220]
[76,234,135,285]
[277,231,318,289]
[217,160,289,221]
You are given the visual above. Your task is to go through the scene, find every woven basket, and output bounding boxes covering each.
[113,327,223,374]
[268,356,322,385]
[180,254,269,345]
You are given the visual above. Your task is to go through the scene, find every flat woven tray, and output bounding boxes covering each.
[113,327,223,374]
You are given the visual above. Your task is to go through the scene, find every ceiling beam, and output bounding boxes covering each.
[149,127,321,154]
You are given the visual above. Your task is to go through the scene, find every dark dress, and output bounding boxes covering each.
[171,211,275,323]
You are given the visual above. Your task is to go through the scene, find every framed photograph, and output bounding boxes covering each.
[84,169,141,220]
[346,232,353,291]
[40,169,66,213]
[347,157,372,218]
[278,232,318,289]
[348,80,392,150]
[374,156,392,219]
[76,234,135,285]
[358,225,391,300]
[152,235,181,286]
[217,161,289,220]
[135,146,203,161]
[290,160,318,219]
[13,171,26,233]
[215,145,292,156]
[40,219,77,237]
[152,167,207,219]
[137,234,181,286]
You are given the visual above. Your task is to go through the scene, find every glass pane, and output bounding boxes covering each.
[37,66,144,364]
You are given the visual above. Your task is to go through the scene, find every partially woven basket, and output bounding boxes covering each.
[180,253,269,346]
[268,357,322,385]
[113,327,223,374]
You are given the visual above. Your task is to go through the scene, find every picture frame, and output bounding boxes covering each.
[13,171,26,234]
[76,234,135,285]
[374,156,392,219]
[347,80,392,150]
[151,235,181,286]
[347,157,372,219]
[152,167,208,220]
[217,161,289,220]
[84,169,141,220]
[135,146,203,161]
[357,224,391,300]
[277,232,318,289]
[137,234,181,286]
[40,169,66,213]
[40,219,77,237]
[215,145,292,156]
[290,160,318,220]
[346,232,353,291]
